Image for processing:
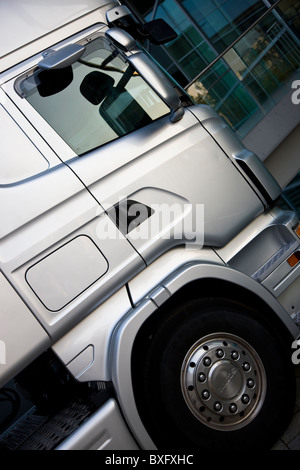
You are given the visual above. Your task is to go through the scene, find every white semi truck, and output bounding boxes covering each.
[0,0,300,450]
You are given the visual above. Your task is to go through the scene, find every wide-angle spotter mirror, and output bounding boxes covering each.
[106,5,177,45]
[142,19,178,45]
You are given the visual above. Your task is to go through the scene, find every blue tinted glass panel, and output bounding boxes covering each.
[200,10,229,38]
[181,0,215,19]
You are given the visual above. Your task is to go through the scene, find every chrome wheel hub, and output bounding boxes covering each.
[181,333,266,431]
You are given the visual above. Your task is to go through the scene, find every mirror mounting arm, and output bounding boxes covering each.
[170,107,185,123]
[105,28,184,123]
[127,53,184,123]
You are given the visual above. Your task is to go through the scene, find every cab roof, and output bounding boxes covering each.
[0,0,118,72]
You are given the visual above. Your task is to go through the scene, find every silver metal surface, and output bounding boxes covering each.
[56,399,139,450]
[53,287,132,381]
[110,298,159,450]
[181,333,266,431]
[127,245,299,337]
[38,44,86,70]
[279,276,300,318]
[1,0,300,451]
[105,27,139,52]
[53,241,299,387]
[127,53,184,122]
[106,5,133,26]
[0,273,50,388]
[233,149,281,203]
[66,106,264,250]
[0,103,49,185]
[26,235,109,312]
[0,0,118,72]
[216,208,299,272]
[189,105,281,206]
[111,248,299,449]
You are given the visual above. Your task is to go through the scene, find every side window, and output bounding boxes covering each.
[18,35,170,156]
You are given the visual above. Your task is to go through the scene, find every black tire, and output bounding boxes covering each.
[141,298,295,450]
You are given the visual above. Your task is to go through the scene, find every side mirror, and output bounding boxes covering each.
[105,28,184,123]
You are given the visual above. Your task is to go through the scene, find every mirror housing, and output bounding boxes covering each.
[105,28,184,123]
[141,19,178,45]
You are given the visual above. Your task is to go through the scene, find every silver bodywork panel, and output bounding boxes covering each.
[0,273,50,388]
[111,246,300,449]
[1,28,267,348]
[189,105,282,205]
[54,240,300,449]
[1,2,300,451]
[53,242,299,380]
[0,0,119,72]
[0,104,49,185]
[67,106,264,249]
[56,399,140,450]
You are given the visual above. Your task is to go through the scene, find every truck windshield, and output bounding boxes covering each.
[18,34,170,156]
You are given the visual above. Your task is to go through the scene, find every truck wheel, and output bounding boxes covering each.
[142,298,295,450]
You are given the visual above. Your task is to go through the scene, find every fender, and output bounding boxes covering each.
[53,245,298,384]
[109,246,299,449]
[53,245,298,448]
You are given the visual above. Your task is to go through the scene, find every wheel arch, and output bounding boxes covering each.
[111,263,298,449]
[132,275,297,365]
[128,275,297,449]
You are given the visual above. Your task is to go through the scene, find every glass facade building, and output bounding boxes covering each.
[125,0,300,137]
[125,0,300,212]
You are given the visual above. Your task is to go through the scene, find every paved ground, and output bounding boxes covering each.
[272,365,300,450]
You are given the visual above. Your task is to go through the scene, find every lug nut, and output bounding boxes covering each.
[214,402,222,412]
[203,357,211,367]
[198,373,206,383]
[229,403,237,413]
[242,362,251,371]
[216,349,224,358]
[231,350,239,360]
[247,378,255,388]
[202,390,210,400]
[242,394,250,404]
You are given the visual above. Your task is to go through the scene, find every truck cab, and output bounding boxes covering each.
[1,0,300,451]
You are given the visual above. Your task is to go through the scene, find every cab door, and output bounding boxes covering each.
[0,90,144,341]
